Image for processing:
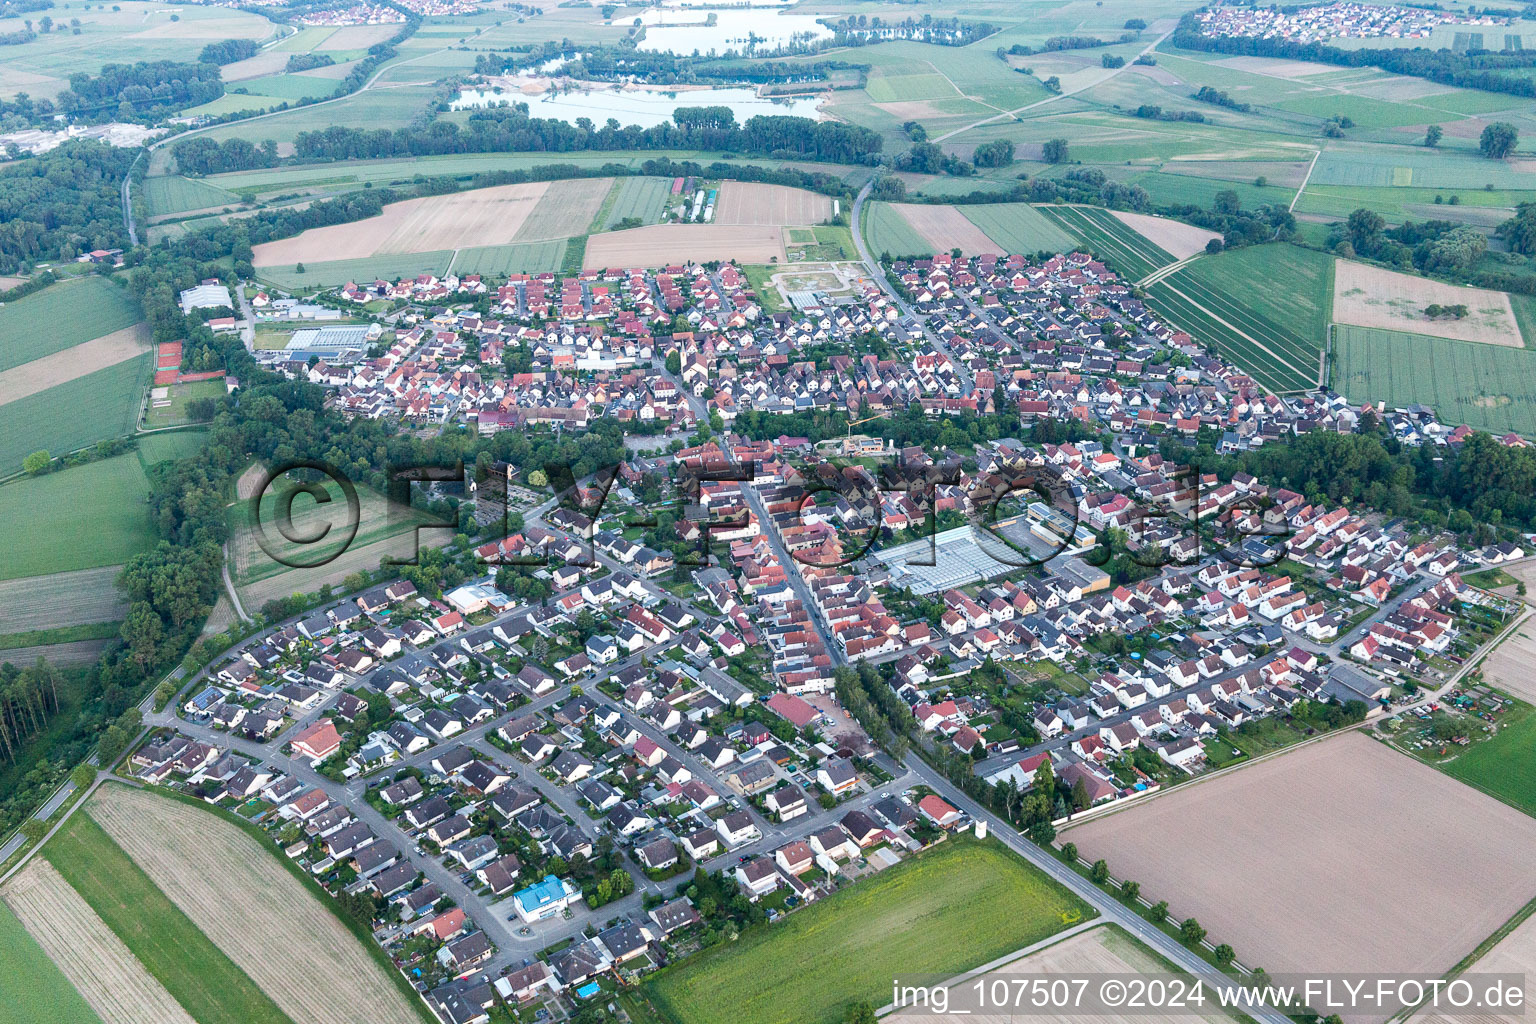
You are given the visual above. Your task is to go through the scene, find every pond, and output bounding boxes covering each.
[450,84,824,128]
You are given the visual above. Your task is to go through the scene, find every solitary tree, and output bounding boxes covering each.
[1042,138,1069,164]
[1424,124,1443,147]
[1090,858,1110,883]
[22,449,50,475]
[1480,122,1519,159]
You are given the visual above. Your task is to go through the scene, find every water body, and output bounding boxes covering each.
[450,85,823,127]
[626,8,832,54]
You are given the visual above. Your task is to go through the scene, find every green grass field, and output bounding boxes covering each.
[864,201,932,259]
[963,203,1080,255]
[642,837,1092,1024]
[0,899,101,1024]
[137,429,210,466]
[1333,324,1536,435]
[1443,701,1536,818]
[143,175,243,220]
[451,241,566,278]
[0,353,150,475]
[44,811,292,1024]
[1039,205,1175,281]
[1149,243,1332,393]
[0,277,142,371]
[0,451,156,580]
[604,175,672,228]
[144,378,226,429]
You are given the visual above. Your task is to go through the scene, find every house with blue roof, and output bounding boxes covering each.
[511,875,581,923]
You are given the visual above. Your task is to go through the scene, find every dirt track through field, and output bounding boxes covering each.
[3,859,197,1024]
[714,182,833,226]
[1067,732,1536,1010]
[0,324,151,407]
[89,786,422,1024]
[586,223,786,267]
[893,203,1004,257]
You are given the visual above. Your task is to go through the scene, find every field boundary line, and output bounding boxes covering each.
[1289,148,1321,213]
[1152,279,1315,387]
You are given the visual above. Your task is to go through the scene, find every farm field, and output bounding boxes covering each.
[961,203,1080,256]
[0,351,151,474]
[142,175,243,221]
[3,860,194,1024]
[1149,243,1332,393]
[895,924,1242,1024]
[252,181,558,266]
[585,224,786,268]
[89,785,426,1024]
[1411,898,1536,1024]
[641,837,1092,1024]
[1332,325,1536,435]
[603,176,672,228]
[1439,700,1536,819]
[198,84,441,149]
[451,240,567,278]
[1039,206,1176,282]
[514,177,613,241]
[258,252,453,291]
[0,566,127,631]
[0,323,152,407]
[713,182,834,226]
[0,452,156,580]
[864,200,933,258]
[0,277,142,372]
[888,203,1006,257]
[1108,211,1222,260]
[1067,733,1536,993]
[1308,146,1536,192]
[229,467,444,607]
[1333,260,1525,346]
[43,809,290,1024]
[0,894,99,1024]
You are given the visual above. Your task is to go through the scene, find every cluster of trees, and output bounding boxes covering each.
[1330,208,1488,275]
[1193,85,1250,112]
[284,105,882,165]
[478,44,860,88]
[1131,104,1207,123]
[198,39,258,65]
[894,140,972,176]
[1042,137,1069,163]
[834,664,912,756]
[972,139,1015,168]
[0,140,134,272]
[1480,121,1520,159]
[1174,13,1536,98]
[285,52,335,73]
[1500,203,1536,255]
[0,661,63,764]
[825,14,998,48]
[1424,302,1469,319]
[172,135,279,175]
[56,60,225,121]
[1004,32,1137,56]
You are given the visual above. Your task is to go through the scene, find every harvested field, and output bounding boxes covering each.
[252,182,552,265]
[514,177,612,241]
[1412,908,1535,1024]
[1212,55,1333,78]
[1333,260,1522,346]
[1109,211,1221,260]
[1068,733,1536,1000]
[0,638,115,666]
[0,896,98,1024]
[585,223,785,268]
[713,182,833,226]
[89,785,423,1024]
[319,24,398,49]
[221,51,289,81]
[0,276,142,372]
[0,567,126,632]
[0,324,152,407]
[1476,616,1536,704]
[3,860,195,1024]
[891,203,1003,257]
[894,925,1241,1024]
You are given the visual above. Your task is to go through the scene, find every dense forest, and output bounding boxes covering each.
[276,105,881,165]
[56,60,225,121]
[1174,14,1536,98]
[0,140,134,272]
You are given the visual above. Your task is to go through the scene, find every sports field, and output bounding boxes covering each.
[43,810,290,1024]
[0,895,100,1024]
[0,452,156,580]
[1149,243,1332,393]
[961,203,1080,256]
[1068,733,1536,992]
[1333,325,1536,435]
[0,276,142,371]
[642,837,1092,1024]
[1039,206,1176,282]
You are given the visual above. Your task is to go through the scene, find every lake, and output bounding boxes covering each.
[450,85,824,127]
[625,8,832,54]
